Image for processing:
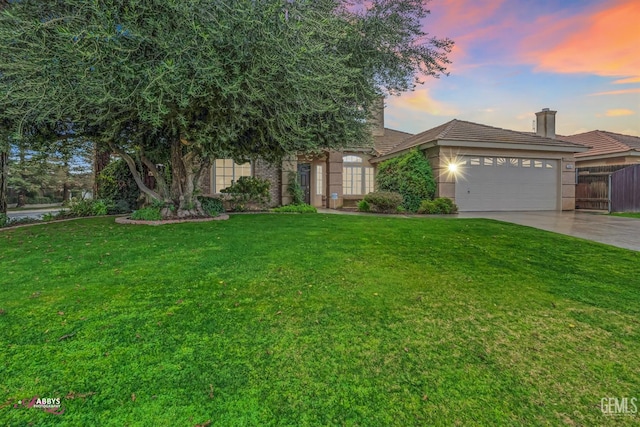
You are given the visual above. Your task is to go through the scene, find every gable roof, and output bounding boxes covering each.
[559,130,640,158]
[373,119,586,162]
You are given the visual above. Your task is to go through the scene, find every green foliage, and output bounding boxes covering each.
[357,199,370,212]
[418,197,458,214]
[0,212,7,227]
[363,191,403,213]
[287,171,305,206]
[221,176,271,211]
[376,149,436,212]
[272,204,317,214]
[68,199,106,217]
[96,159,139,212]
[130,207,162,221]
[0,0,451,213]
[198,196,225,216]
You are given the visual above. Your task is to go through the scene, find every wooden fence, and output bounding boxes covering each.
[575,165,627,210]
[610,164,640,213]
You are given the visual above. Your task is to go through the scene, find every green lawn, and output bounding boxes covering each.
[612,212,640,219]
[1,215,639,426]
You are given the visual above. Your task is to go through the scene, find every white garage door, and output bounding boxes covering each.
[454,156,558,211]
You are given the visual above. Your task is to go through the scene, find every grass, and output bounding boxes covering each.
[611,212,640,219]
[0,214,639,426]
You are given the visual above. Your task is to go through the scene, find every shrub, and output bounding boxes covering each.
[221,176,271,211]
[272,204,317,214]
[97,159,139,211]
[363,191,403,213]
[287,171,305,205]
[130,207,162,221]
[376,149,436,212]
[418,197,458,214]
[0,213,7,227]
[357,199,370,212]
[199,196,225,216]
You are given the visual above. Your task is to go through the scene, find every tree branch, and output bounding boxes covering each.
[108,143,162,201]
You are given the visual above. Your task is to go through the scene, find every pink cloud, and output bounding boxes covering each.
[389,88,458,116]
[589,88,640,96]
[522,0,640,81]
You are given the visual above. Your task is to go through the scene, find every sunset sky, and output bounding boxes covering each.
[385,0,640,137]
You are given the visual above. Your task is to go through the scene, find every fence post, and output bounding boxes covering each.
[607,174,612,213]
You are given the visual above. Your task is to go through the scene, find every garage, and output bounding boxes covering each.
[454,156,559,211]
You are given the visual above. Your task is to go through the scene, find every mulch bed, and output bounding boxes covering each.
[115,214,229,226]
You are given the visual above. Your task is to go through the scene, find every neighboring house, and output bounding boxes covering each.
[198,107,589,212]
[559,130,640,168]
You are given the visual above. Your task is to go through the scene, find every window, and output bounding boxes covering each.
[497,157,506,166]
[509,158,518,167]
[212,159,251,193]
[343,155,362,163]
[534,160,543,168]
[343,155,374,195]
[522,159,531,168]
[483,157,494,166]
[545,161,554,169]
[470,157,481,166]
[316,165,323,195]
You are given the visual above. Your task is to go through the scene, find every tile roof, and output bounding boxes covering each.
[559,130,640,158]
[373,128,413,154]
[381,119,586,156]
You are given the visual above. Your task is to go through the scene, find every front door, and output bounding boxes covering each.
[297,163,311,205]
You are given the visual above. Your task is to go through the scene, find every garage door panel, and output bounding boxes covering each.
[455,157,558,211]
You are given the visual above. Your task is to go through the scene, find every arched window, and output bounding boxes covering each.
[342,155,374,195]
[343,155,363,163]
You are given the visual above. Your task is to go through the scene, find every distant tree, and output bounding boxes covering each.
[0,0,452,218]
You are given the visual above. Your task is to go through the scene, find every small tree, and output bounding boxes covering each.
[376,149,436,212]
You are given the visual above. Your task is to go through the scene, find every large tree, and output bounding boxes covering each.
[0,0,452,218]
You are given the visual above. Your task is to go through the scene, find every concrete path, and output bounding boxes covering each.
[317,208,640,251]
[457,211,640,252]
[6,207,66,220]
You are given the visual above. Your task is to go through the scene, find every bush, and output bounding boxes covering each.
[363,191,403,213]
[287,171,305,205]
[97,159,139,211]
[357,199,370,212]
[66,199,114,217]
[221,176,271,211]
[376,149,436,212]
[418,197,458,214]
[199,196,225,216]
[130,207,162,221]
[0,213,7,227]
[272,204,317,214]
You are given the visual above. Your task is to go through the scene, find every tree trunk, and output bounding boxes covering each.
[93,143,111,198]
[165,136,207,219]
[0,150,7,214]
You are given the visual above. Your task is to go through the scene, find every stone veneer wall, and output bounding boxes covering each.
[254,159,281,207]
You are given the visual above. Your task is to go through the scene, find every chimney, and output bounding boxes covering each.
[535,108,556,139]
[371,97,385,137]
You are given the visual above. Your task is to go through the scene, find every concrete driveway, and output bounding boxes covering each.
[457,211,640,251]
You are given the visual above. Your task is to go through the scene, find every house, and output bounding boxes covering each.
[557,131,640,210]
[559,130,640,168]
[198,107,589,212]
